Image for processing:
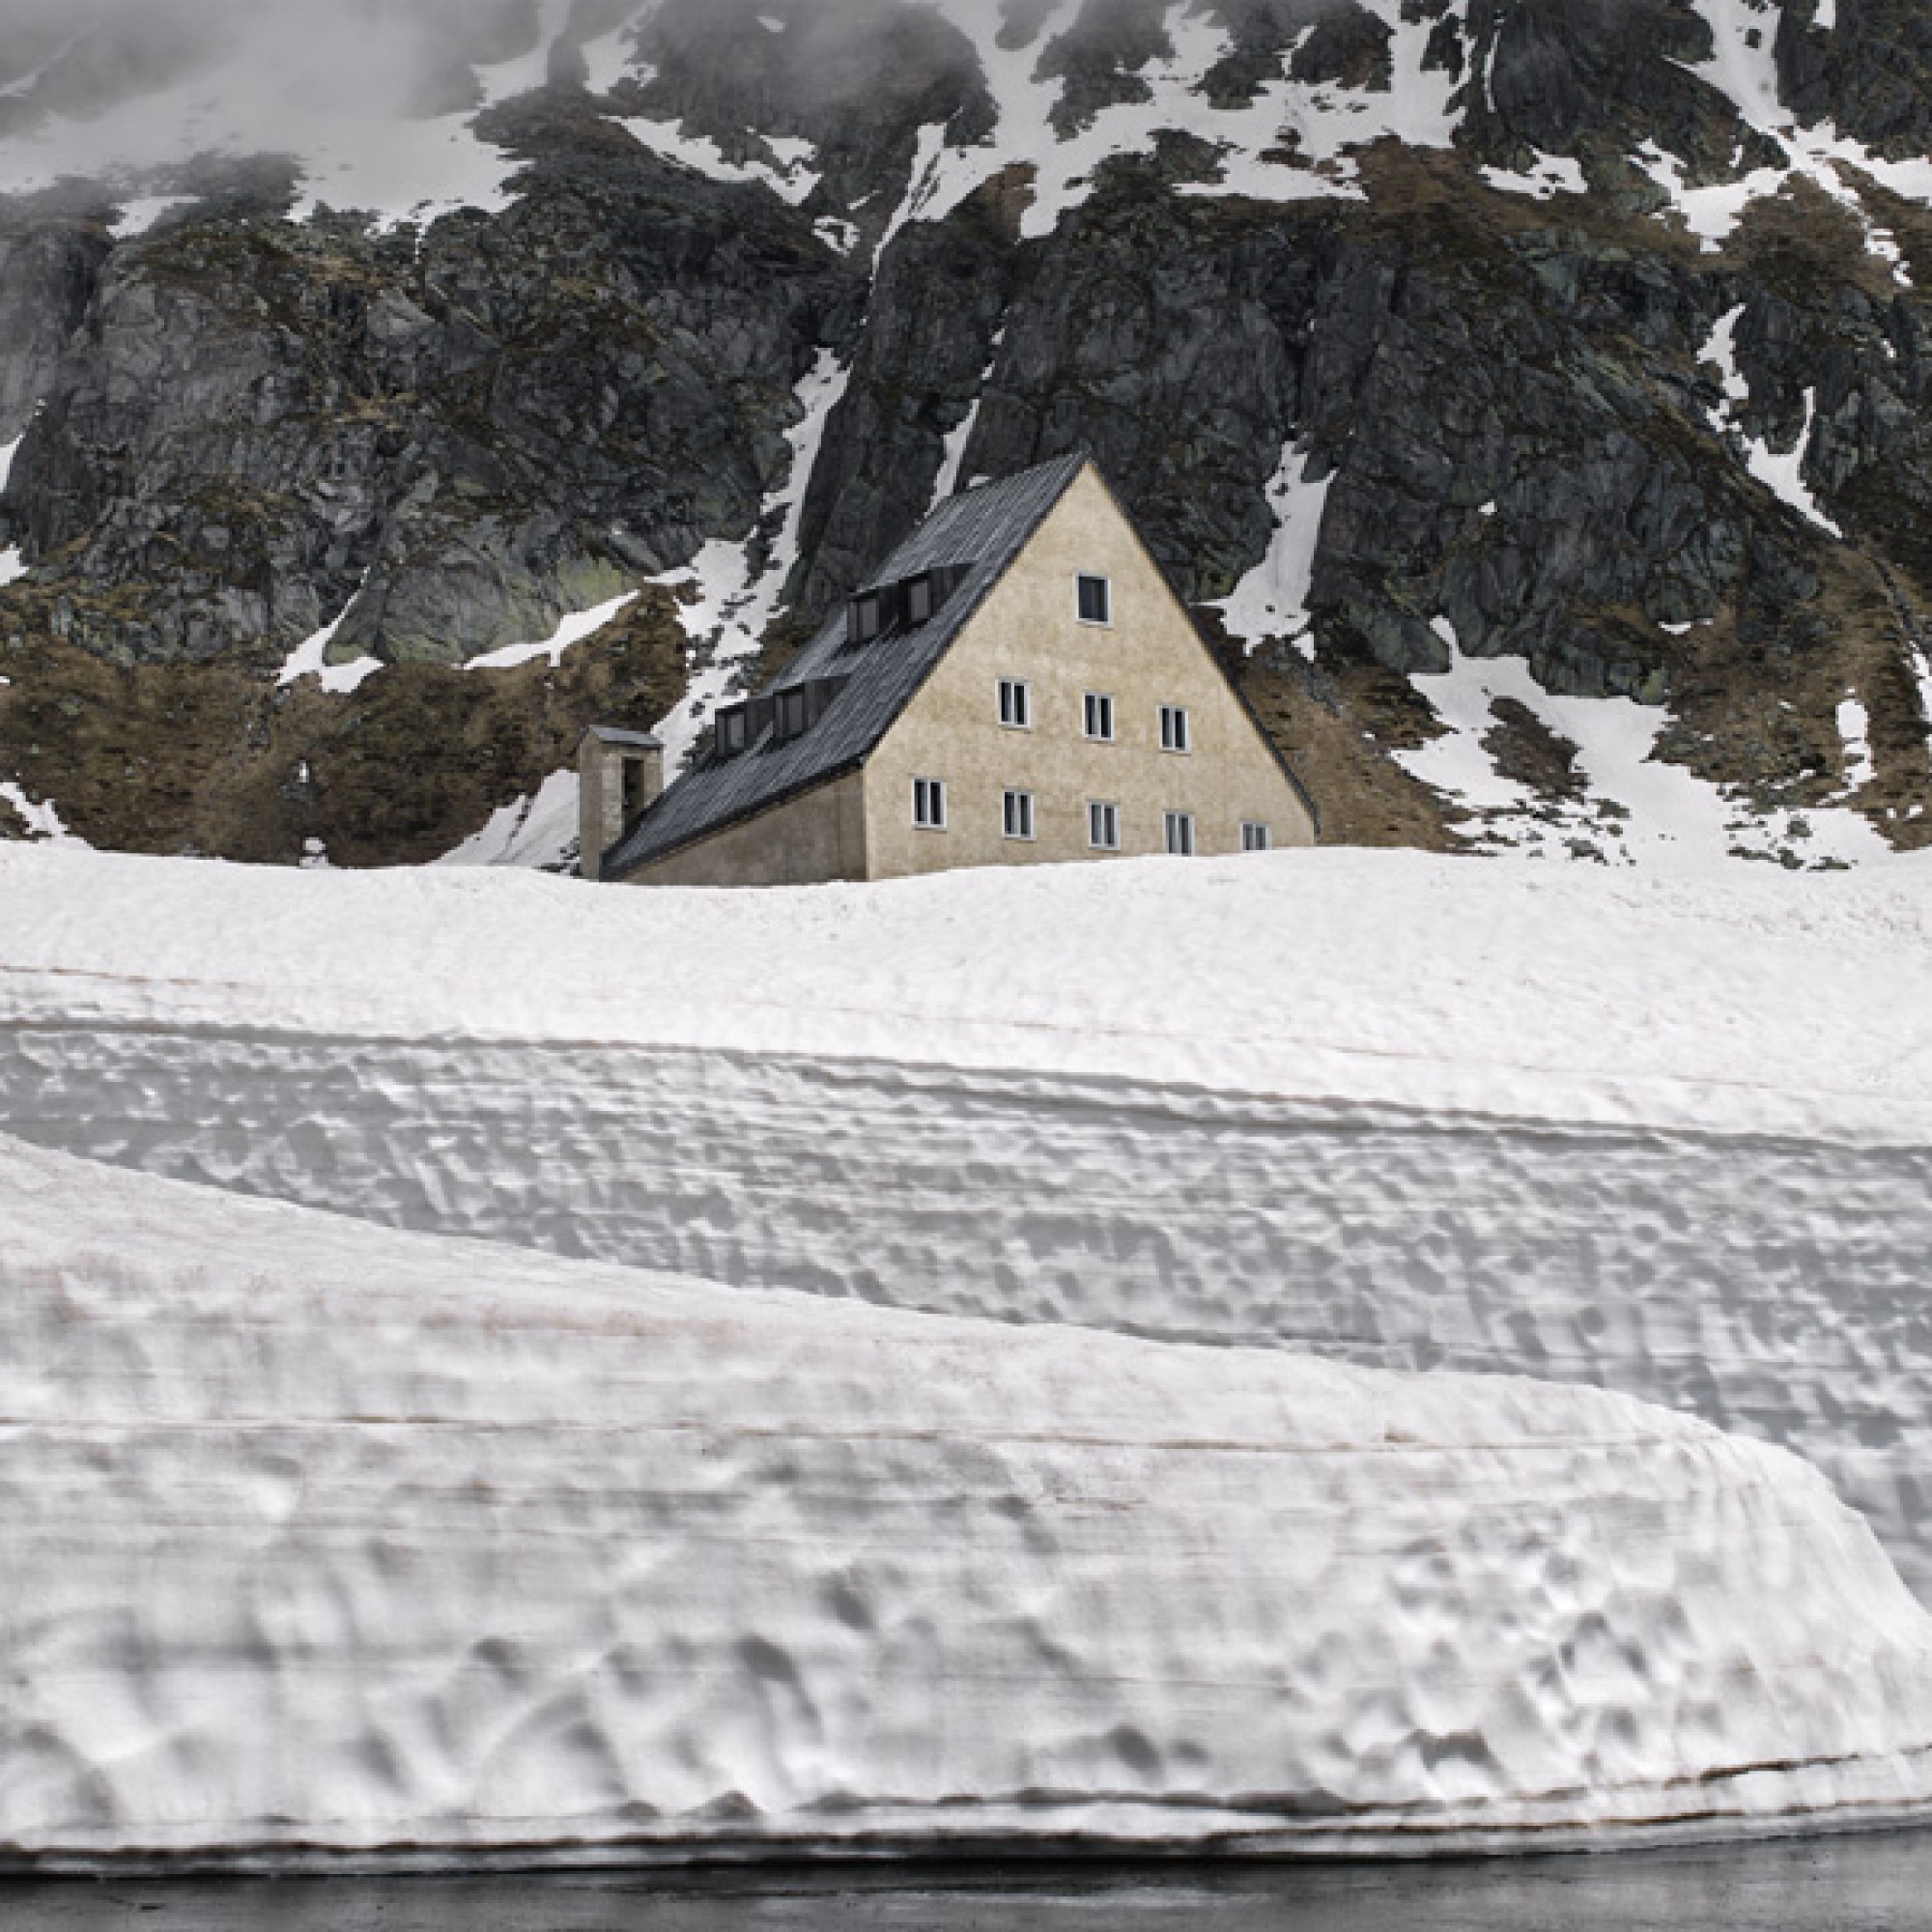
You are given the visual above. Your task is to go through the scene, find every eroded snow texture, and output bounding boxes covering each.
[4,845,1932,1613]
[6,1132,1932,1867]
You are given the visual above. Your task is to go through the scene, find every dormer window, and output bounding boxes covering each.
[757,674,850,749]
[716,705,750,759]
[847,592,883,646]
[846,564,972,647]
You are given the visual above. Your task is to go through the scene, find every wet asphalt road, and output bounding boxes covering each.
[7,1833,1932,1932]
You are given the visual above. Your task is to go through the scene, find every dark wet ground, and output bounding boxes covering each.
[8,1833,1932,1932]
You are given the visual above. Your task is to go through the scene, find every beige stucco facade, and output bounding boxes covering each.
[617,462,1316,887]
[863,466,1315,878]
[625,771,867,888]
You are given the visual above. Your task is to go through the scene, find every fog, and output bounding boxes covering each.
[0,0,678,213]
[0,0,1442,216]
[0,0,1406,130]
[0,0,596,124]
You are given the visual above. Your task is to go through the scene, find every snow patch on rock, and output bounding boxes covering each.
[1399,634,1886,866]
[610,115,823,207]
[277,576,383,694]
[1700,312,1844,537]
[1211,440,1331,660]
[646,347,850,772]
[463,593,639,674]
[1643,0,1932,263]
[0,781,72,841]
[1745,389,1843,537]
[886,0,1465,248]
[1481,155,1587,201]
[436,770,582,872]
[1838,695,1875,795]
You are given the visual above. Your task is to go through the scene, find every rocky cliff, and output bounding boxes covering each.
[3,0,1932,866]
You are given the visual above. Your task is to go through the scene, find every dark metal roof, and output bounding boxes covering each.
[604,454,1089,880]
[582,725,664,750]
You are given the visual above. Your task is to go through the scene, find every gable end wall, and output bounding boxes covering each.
[863,467,1317,879]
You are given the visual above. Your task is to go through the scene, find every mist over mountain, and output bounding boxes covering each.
[2,0,1931,867]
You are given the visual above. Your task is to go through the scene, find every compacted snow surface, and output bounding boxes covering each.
[7,1133,1932,1867]
[5,845,1932,1863]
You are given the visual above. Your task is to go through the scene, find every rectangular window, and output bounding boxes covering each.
[1088,801,1120,851]
[1077,574,1112,626]
[1160,704,1192,754]
[1083,692,1116,742]
[847,593,882,645]
[1165,810,1195,857]
[913,778,948,831]
[1003,788,1036,841]
[998,678,1032,729]
[717,706,749,758]
[1241,821,1271,852]
[906,575,933,626]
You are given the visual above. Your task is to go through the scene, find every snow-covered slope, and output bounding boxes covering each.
[8,1130,1932,1867]
[4,843,1932,1606]
[2,841,1926,1133]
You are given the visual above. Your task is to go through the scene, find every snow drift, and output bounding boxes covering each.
[3,843,1932,1605]
[6,1131,1932,1868]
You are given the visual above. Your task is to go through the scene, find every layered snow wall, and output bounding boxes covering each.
[3,845,1931,1603]
[7,1132,1932,1867]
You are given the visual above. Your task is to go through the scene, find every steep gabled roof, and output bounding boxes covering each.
[603,453,1090,880]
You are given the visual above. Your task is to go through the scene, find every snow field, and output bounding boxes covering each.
[14,1022,1932,1605]
[5,843,1926,1141]
[7,1131,1932,1866]
[5,845,1932,1610]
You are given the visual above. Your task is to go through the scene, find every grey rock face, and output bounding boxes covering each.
[7,106,861,666]
[1457,0,1779,180]
[621,0,995,241]
[1779,0,1932,159]
[789,172,1028,614]
[0,215,109,447]
[1036,0,1177,135]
